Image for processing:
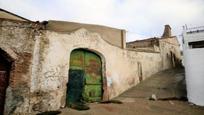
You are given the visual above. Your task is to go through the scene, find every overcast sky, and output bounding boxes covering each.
[0,0,204,42]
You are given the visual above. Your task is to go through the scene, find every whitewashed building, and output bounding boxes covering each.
[182,26,204,106]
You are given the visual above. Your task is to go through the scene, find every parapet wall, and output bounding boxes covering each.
[46,20,126,48]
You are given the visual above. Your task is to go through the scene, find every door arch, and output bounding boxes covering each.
[66,49,103,106]
[0,49,12,114]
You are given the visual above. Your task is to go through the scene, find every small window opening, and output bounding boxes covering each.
[188,40,204,49]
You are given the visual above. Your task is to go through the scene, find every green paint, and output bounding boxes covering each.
[70,50,84,70]
[68,49,102,103]
[83,85,102,102]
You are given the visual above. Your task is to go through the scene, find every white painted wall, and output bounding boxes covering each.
[183,30,204,106]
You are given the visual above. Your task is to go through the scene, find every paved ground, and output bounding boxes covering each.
[59,68,204,115]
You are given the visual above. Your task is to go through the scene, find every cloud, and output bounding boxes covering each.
[0,0,204,41]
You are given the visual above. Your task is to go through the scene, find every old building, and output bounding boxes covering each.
[127,25,182,69]
[182,26,204,106]
[0,9,181,114]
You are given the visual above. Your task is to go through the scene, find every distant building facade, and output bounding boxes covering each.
[127,25,182,69]
[0,9,181,114]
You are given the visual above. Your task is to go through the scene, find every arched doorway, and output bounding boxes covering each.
[66,49,103,107]
[0,49,12,114]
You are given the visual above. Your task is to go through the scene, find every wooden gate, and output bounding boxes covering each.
[67,49,102,105]
[0,71,7,114]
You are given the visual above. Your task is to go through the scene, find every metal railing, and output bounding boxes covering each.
[183,25,204,34]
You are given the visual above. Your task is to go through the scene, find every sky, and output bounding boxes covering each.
[0,0,204,42]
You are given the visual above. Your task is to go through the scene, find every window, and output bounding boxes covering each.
[188,40,204,49]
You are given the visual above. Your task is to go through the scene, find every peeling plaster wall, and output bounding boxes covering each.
[29,28,163,112]
[0,19,37,114]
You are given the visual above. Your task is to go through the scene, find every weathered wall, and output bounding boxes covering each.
[0,19,39,114]
[28,28,163,113]
[126,38,160,52]
[159,37,181,69]
[127,38,159,48]
[46,20,126,48]
[0,20,180,114]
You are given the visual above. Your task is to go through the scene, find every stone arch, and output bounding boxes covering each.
[0,46,17,62]
[66,48,107,106]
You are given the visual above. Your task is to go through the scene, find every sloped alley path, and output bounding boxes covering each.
[59,68,204,115]
[115,68,186,102]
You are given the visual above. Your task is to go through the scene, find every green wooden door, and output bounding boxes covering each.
[67,49,102,104]
[83,51,102,102]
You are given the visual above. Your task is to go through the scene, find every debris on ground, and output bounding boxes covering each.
[149,94,157,101]
[169,101,174,105]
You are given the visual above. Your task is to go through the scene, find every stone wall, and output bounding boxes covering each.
[0,19,41,114]
[127,38,160,52]
[127,38,159,48]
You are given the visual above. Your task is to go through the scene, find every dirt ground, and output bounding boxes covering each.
[59,68,204,115]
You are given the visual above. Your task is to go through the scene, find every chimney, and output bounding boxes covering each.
[162,25,172,38]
